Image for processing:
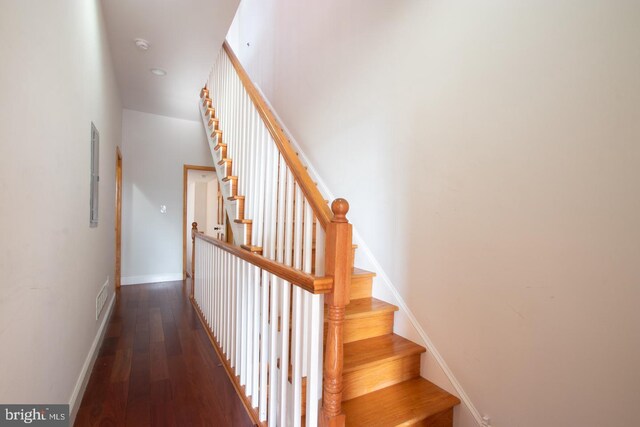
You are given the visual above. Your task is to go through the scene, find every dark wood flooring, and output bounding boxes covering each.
[75,280,254,427]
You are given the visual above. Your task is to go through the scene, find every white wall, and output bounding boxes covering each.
[121,109,212,285]
[226,1,640,426]
[0,0,122,418]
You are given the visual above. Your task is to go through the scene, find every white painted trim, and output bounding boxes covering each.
[253,84,484,426]
[121,273,184,285]
[68,292,116,424]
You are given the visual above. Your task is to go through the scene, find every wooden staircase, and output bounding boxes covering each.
[337,267,460,426]
[197,44,460,427]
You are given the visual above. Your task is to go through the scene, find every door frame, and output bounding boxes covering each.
[115,146,123,289]
[183,164,216,279]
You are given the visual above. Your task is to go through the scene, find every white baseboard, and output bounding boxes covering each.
[253,83,483,426]
[68,292,116,424]
[121,273,183,285]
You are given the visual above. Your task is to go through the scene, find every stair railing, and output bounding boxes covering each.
[194,41,352,427]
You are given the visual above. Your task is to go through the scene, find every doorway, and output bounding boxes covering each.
[115,147,123,289]
[183,165,224,279]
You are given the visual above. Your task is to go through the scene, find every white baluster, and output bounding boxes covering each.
[268,273,280,426]
[302,202,314,377]
[292,286,303,427]
[258,268,269,421]
[252,264,261,407]
[246,260,254,393]
[226,249,232,358]
[223,249,227,350]
[307,294,323,426]
[215,247,220,349]
[255,123,267,248]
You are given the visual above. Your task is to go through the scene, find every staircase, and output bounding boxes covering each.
[339,271,460,426]
[193,41,460,426]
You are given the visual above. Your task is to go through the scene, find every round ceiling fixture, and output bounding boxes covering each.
[150,68,167,76]
[134,38,150,50]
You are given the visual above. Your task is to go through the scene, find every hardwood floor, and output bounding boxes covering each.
[75,281,255,427]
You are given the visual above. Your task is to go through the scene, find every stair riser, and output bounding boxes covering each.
[350,277,373,300]
[325,312,394,344]
[214,143,226,159]
[235,199,245,219]
[223,178,237,197]
[343,354,420,401]
[219,161,232,177]
[237,223,252,246]
[227,199,244,219]
[408,408,454,427]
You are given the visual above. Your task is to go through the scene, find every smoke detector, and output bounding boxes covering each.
[150,68,167,76]
[134,38,150,50]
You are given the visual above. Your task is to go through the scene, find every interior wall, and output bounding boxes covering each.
[0,0,122,414]
[226,1,640,426]
[121,109,212,285]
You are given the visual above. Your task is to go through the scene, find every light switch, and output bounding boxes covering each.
[160,205,167,214]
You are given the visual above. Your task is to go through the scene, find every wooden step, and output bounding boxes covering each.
[227,195,245,219]
[326,298,397,344]
[240,244,262,254]
[221,175,238,196]
[232,219,252,246]
[342,378,460,427]
[351,267,375,299]
[343,334,424,400]
[211,129,223,143]
[214,140,226,158]
[217,158,232,177]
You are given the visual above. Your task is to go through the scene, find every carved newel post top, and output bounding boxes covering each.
[192,222,198,231]
[331,198,349,223]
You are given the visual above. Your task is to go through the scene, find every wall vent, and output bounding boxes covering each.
[96,278,109,320]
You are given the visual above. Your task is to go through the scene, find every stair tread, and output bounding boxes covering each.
[343,334,425,373]
[341,298,398,319]
[342,377,460,427]
[352,267,375,278]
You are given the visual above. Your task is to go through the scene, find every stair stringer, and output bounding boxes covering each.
[251,84,484,426]
[198,100,248,246]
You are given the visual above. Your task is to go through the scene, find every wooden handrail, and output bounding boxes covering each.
[193,227,333,295]
[222,41,333,229]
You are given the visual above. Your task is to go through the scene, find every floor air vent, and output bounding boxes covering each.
[96,278,109,320]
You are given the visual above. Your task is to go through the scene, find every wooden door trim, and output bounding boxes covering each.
[183,164,216,279]
[115,146,123,289]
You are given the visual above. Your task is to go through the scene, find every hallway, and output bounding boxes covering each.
[75,281,254,426]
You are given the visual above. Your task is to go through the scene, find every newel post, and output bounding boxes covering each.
[191,222,198,298]
[320,199,353,427]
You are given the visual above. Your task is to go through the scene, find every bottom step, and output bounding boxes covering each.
[342,378,460,426]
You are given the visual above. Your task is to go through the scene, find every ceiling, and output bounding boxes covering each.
[101,0,240,121]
